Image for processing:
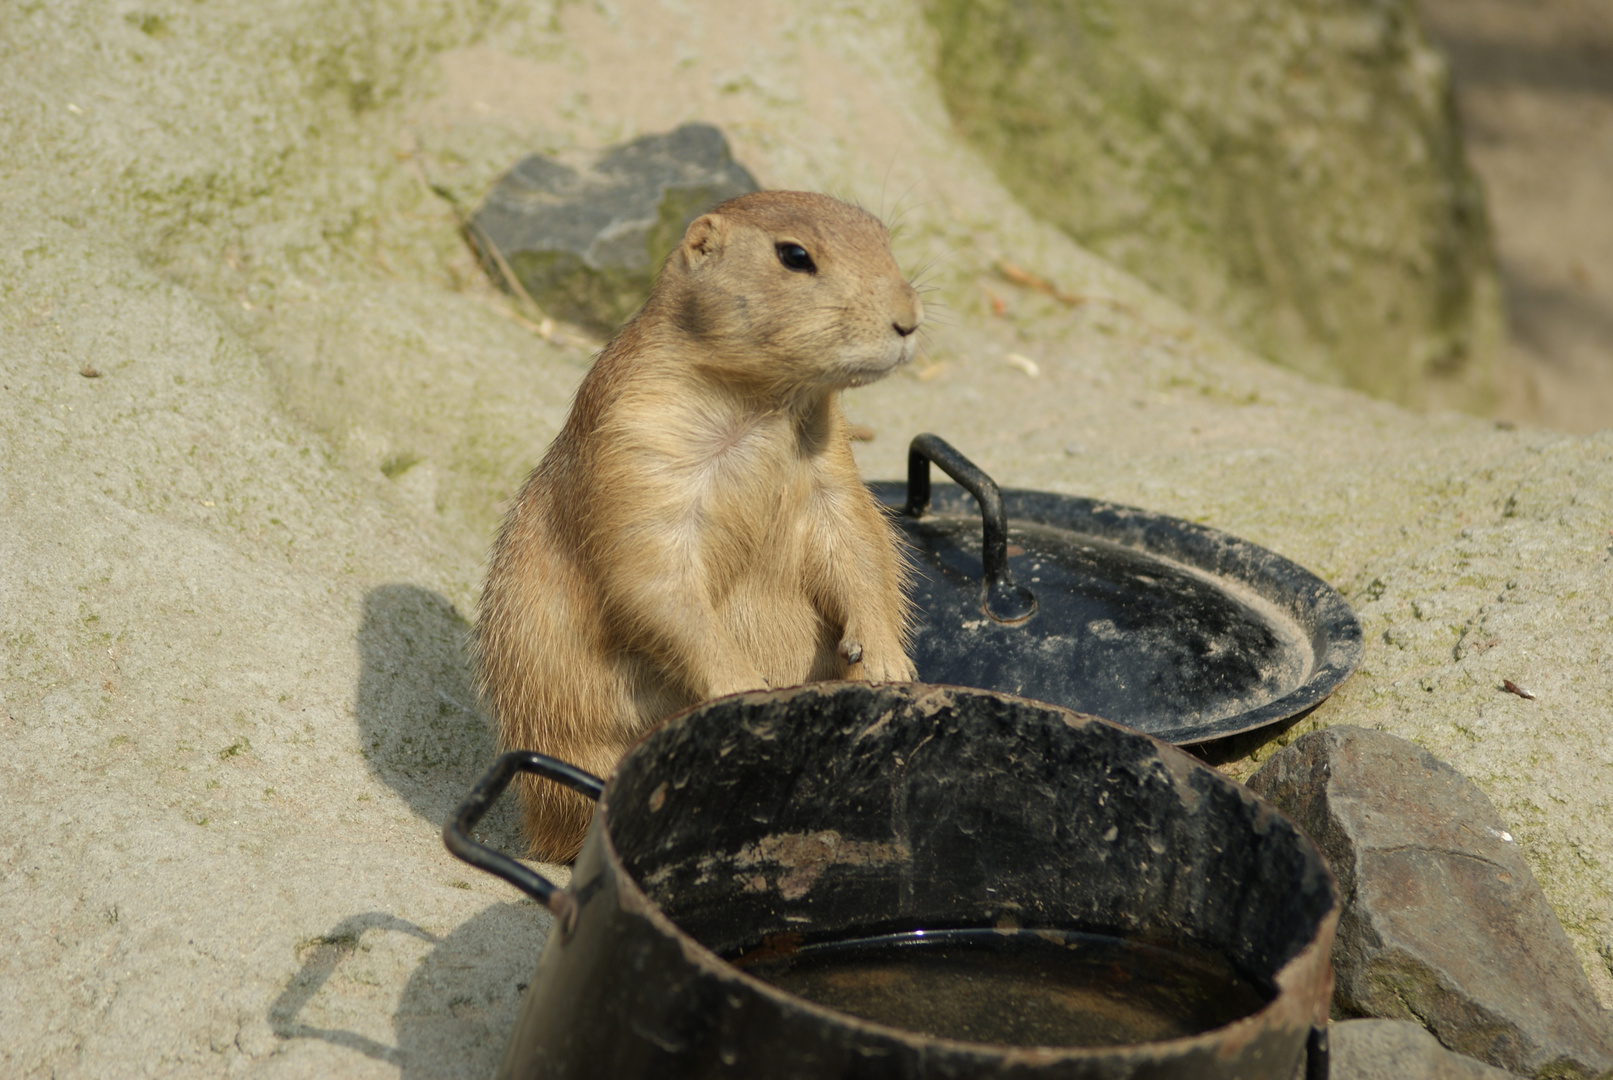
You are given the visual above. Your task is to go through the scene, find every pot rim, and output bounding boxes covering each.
[590,681,1338,1064]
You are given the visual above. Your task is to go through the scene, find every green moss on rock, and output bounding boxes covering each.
[923,0,1503,411]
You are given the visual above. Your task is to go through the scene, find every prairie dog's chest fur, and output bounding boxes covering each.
[595,387,855,677]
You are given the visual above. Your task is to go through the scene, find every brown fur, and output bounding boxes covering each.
[474,191,921,861]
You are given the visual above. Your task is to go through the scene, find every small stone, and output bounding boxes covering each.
[1248,726,1613,1079]
[1330,1020,1523,1079]
[470,123,759,336]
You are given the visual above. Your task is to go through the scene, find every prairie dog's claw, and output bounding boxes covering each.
[838,639,864,665]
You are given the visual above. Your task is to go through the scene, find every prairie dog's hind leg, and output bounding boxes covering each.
[512,732,625,863]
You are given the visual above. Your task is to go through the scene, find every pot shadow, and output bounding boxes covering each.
[355,584,521,851]
[269,903,551,1078]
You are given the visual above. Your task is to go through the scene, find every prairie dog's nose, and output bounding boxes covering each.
[894,289,924,337]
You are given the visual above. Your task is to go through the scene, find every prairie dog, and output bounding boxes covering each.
[475,190,921,861]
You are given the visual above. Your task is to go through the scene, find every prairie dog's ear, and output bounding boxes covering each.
[680,213,727,269]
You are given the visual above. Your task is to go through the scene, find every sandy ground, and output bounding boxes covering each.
[1,2,1610,1077]
[1421,0,1613,433]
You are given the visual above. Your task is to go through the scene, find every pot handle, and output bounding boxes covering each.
[903,433,1037,624]
[1306,1024,1330,1080]
[442,750,604,920]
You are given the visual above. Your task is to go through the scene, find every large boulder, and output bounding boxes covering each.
[923,0,1503,410]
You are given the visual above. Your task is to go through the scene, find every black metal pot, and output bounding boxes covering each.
[447,683,1338,1079]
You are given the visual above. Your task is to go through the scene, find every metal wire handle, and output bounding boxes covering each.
[443,750,604,929]
[904,433,1037,624]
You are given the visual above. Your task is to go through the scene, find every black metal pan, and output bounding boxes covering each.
[877,435,1362,747]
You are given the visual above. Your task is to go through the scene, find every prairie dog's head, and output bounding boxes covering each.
[653,191,923,393]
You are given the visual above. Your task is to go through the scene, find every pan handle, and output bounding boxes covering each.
[443,751,604,925]
[903,433,1037,624]
[1306,1024,1330,1080]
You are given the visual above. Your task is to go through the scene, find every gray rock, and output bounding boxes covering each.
[1330,1020,1522,1079]
[1248,727,1613,1079]
[470,122,759,335]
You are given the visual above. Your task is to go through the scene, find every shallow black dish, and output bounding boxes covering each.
[871,435,1363,747]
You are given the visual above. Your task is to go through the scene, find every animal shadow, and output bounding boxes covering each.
[269,904,549,1078]
[355,584,521,851]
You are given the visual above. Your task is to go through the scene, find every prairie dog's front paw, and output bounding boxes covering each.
[857,650,917,683]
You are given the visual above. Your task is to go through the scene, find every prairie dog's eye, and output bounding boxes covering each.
[776,242,816,273]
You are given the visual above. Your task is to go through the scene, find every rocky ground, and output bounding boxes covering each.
[1,1,1609,1077]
